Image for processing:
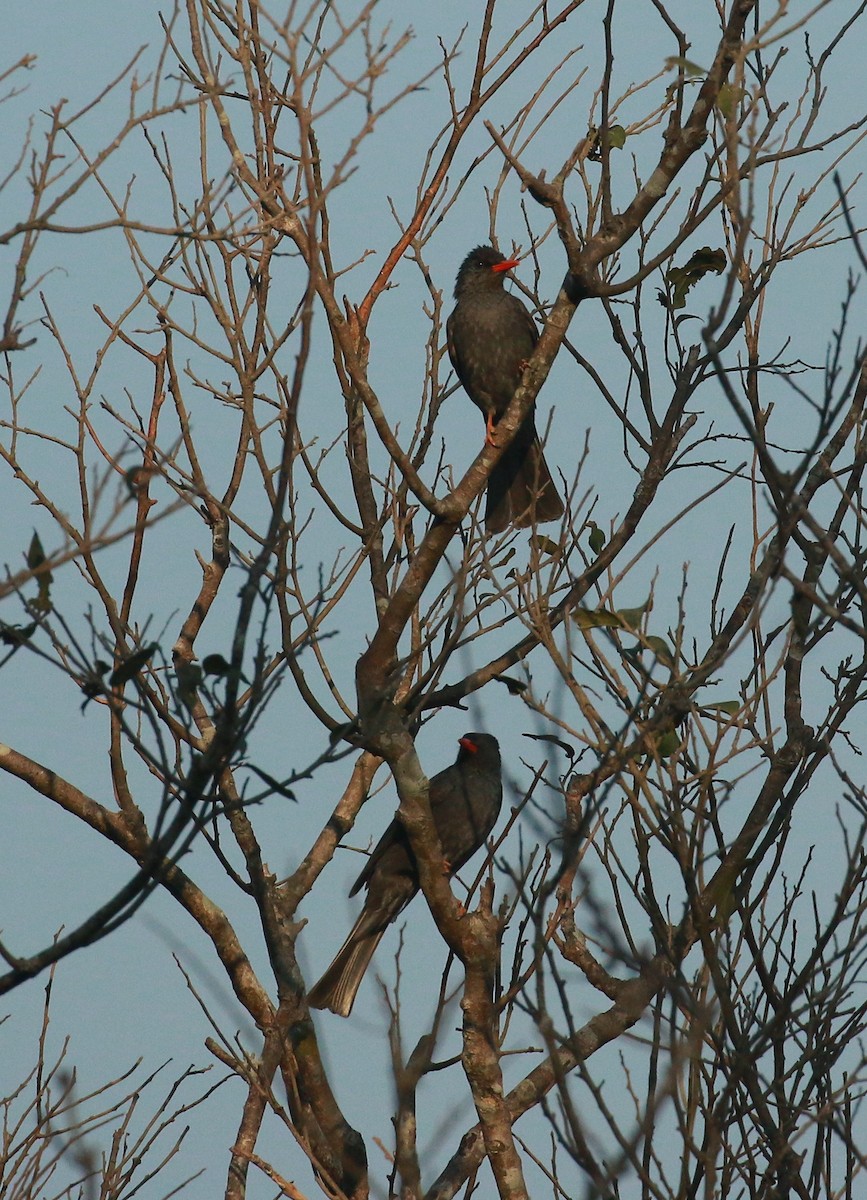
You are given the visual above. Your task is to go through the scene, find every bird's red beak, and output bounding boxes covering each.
[458,735,478,753]
[491,258,520,274]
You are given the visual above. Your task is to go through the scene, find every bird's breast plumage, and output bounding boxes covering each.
[448,291,538,417]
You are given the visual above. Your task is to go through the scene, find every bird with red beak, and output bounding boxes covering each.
[447,245,564,532]
[308,732,503,1017]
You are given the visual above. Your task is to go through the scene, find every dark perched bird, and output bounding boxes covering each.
[308,732,503,1017]
[447,245,564,533]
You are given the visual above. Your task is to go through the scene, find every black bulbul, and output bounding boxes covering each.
[308,733,503,1017]
[447,245,564,532]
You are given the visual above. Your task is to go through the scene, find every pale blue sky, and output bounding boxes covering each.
[2,3,866,1196]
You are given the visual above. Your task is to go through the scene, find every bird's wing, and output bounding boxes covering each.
[351,763,460,897]
[445,309,466,383]
[507,292,540,351]
[349,817,411,897]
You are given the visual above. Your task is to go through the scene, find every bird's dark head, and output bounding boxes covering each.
[454,246,520,298]
[457,731,501,768]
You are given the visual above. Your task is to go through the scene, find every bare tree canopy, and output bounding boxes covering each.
[2,2,867,1198]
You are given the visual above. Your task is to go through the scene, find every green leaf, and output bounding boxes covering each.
[531,534,561,557]
[110,643,158,687]
[78,662,111,709]
[644,635,675,667]
[499,674,527,695]
[616,599,651,631]
[202,653,233,676]
[665,56,705,77]
[660,247,726,311]
[27,531,47,572]
[32,583,53,614]
[573,607,621,630]
[523,732,575,759]
[588,522,606,555]
[0,621,36,646]
[27,531,53,613]
[124,465,154,496]
[246,764,297,802]
[587,125,627,162]
[717,82,746,119]
[703,700,741,716]
[656,731,681,757]
[79,682,103,710]
[175,661,203,713]
[201,655,248,687]
[714,880,737,922]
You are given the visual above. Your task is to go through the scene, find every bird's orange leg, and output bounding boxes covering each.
[485,410,498,446]
[440,856,466,912]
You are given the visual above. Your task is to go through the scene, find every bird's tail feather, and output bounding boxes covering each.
[307,917,387,1017]
[486,426,563,532]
